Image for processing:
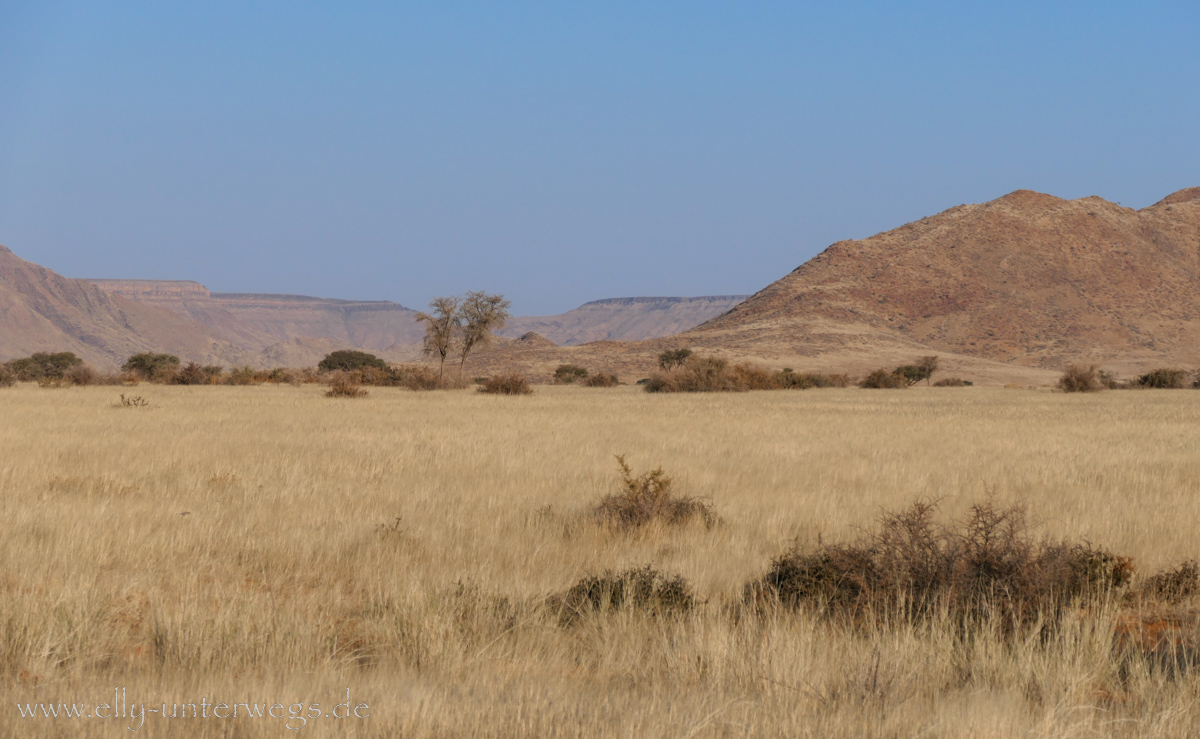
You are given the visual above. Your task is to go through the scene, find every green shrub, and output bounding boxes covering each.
[1058,365,1101,393]
[0,364,14,387]
[9,352,83,381]
[123,353,180,382]
[318,350,388,373]
[1136,368,1188,389]
[657,348,693,371]
[479,373,533,395]
[553,364,589,384]
[225,366,262,386]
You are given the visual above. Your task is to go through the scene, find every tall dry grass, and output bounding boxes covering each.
[2,384,1200,736]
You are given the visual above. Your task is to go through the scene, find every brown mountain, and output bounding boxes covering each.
[688,187,1200,375]
[0,245,248,366]
[463,187,1200,385]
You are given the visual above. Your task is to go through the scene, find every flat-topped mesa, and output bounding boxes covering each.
[88,279,211,300]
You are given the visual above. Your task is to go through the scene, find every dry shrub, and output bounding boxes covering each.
[172,362,225,385]
[858,369,908,389]
[644,356,756,392]
[1136,368,1188,389]
[645,356,853,393]
[777,369,852,389]
[325,375,368,398]
[63,363,101,386]
[933,378,972,387]
[114,394,149,408]
[0,364,14,387]
[745,498,1134,632]
[550,566,696,625]
[593,455,717,530]
[1134,560,1200,603]
[390,364,461,390]
[581,372,619,387]
[1058,364,1101,393]
[479,373,533,395]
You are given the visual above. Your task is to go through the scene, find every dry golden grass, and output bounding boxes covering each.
[2,383,1200,737]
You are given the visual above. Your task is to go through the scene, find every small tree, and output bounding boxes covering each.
[918,356,939,385]
[122,353,180,381]
[458,291,511,380]
[554,364,589,384]
[415,296,461,385]
[318,350,388,373]
[8,352,83,381]
[658,348,693,371]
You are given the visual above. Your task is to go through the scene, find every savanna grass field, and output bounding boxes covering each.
[3,382,1200,737]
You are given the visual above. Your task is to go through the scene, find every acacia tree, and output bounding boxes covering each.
[415,296,461,385]
[458,291,511,379]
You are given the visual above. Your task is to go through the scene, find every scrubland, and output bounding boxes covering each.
[2,384,1199,737]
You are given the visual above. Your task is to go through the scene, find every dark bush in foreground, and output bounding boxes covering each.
[744,498,1134,632]
[933,378,973,387]
[581,373,619,387]
[553,364,589,384]
[479,373,533,395]
[1136,368,1188,389]
[551,566,696,625]
[593,456,717,530]
[325,375,368,398]
[318,350,388,373]
[1058,365,1102,393]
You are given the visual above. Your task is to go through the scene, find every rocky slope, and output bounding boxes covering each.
[689,187,1200,375]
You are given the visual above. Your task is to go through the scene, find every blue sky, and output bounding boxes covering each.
[1,2,1197,314]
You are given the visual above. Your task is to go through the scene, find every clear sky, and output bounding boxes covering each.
[1,2,1197,315]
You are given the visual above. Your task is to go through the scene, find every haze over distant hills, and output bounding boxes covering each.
[4,185,1199,385]
[82,279,747,360]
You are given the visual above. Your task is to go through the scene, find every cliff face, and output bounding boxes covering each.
[88,282,424,354]
[690,188,1200,373]
[0,246,248,366]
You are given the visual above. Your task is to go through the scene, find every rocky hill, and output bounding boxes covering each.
[689,187,1200,375]
[0,246,248,366]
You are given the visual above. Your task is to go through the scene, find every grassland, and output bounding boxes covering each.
[2,383,1199,737]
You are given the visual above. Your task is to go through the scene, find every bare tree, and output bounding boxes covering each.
[415,296,461,385]
[918,355,939,385]
[458,291,511,379]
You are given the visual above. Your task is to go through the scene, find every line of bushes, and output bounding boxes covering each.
[540,462,1197,665]
[1059,365,1200,393]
